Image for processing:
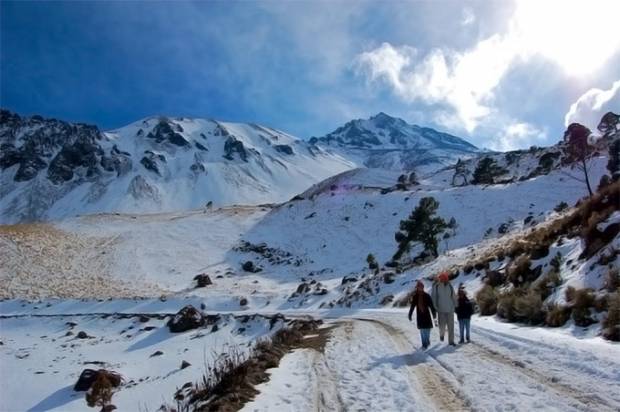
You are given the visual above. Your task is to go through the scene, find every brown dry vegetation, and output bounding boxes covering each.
[471,181,620,338]
[168,319,325,412]
[0,223,162,299]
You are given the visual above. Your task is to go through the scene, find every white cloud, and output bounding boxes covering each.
[491,122,548,152]
[355,0,620,139]
[355,35,518,133]
[564,80,620,132]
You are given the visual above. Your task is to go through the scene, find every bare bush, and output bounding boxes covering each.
[476,285,497,316]
[545,304,571,327]
[603,293,620,341]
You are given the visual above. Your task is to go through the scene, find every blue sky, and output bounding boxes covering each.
[1,0,619,150]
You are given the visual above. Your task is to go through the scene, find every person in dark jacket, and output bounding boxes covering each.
[408,280,437,349]
[455,286,474,343]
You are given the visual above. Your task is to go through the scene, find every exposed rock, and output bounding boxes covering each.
[150,350,163,357]
[383,272,395,284]
[167,305,206,333]
[127,175,160,202]
[76,331,92,339]
[193,273,212,288]
[239,297,248,306]
[341,276,357,285]
[274,144,294,155]
[146,118,189,147]
[223,136,248,162]
[180,360,191,369]
[242,261,262,273]
[296,282,310,295]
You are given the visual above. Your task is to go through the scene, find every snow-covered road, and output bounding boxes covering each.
[244,311,620,412]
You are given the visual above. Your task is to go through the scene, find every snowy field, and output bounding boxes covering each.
[1,155,618,411]
[2,304,619,411]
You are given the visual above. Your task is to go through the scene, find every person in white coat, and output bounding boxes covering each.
[431,271,457,345]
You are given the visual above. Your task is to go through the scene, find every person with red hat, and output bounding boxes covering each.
[408,280,437,349]
[431,271,457,345]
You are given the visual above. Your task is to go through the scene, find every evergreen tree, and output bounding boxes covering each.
[563,123,594,197]
[366,253,379,273]
[597,111,620,136]
[393,197,450,260]
[607,138,620,181]
[472,157,507,185]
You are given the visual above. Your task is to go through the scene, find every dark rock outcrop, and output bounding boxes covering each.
[193,273,212,288]
[274,144,294,155]
[167,305,206,333]
[223,136,248,162]
[146,118,189,147]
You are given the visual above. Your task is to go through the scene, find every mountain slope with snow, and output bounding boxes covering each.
[0,110,355,223]
[311,112,481,172]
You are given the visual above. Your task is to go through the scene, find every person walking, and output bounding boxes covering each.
[431,271,457,346]
[455,285,474,343]
[408,280,437,349]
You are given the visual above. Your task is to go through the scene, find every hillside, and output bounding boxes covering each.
[0,110,354,223]
[1,114,619,412]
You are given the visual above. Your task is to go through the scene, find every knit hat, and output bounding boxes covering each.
[437,272,449,282]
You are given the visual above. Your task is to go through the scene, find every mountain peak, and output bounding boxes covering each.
[310,114,479,171]
[370,112,396,121]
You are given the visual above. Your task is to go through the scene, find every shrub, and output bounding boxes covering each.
[554,201,569,213]
[549,253,562,270]
[545,304,571,327]
[603,267,619,293]
[497,290,519,321]
[476,285,497,315]
[85,374,114,410]
[514,290,545,324]
[603,293,620,341]
[507,255,532,286]
[484,270,504,287]
[569,288,596,327]
[565,286,576,302]
[535,268,562,300]
[594,295,608,312]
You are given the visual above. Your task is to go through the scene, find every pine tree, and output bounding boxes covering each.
[597,111,620,136]
[563,123,594,197]
[607,138,620,181]
[472,157,507,185]
[366,253,379,273]
[393,197,450,260]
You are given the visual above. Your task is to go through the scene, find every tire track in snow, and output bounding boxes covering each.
[470,326,618,411]
[373,315,618,412]
[352,318,471,412]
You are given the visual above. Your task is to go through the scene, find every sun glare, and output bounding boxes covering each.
[513,0,620,76]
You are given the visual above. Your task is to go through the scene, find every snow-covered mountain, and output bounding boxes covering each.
[310,112,480,171]
[0,110,355,223]
[0,110,483,224]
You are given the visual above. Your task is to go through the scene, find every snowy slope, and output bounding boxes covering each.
[0,111,354,223]
[310,112,481,172]
[0,305,293,412]
[2,156,608,307]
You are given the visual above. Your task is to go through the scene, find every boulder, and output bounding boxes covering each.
[193,273,212,288]
[242,261,261,273]
[167,305,206,333]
